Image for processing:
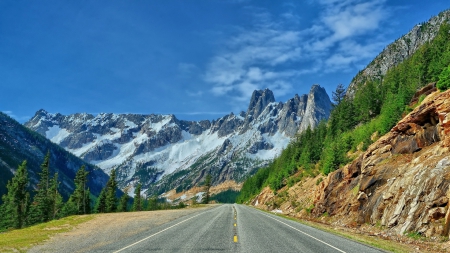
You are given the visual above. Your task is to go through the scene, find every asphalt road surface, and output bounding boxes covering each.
[32,204,386,253]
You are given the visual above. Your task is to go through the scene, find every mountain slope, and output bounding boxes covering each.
[25,85,331,195]
[347,9,450,97]
[0,112,109,200]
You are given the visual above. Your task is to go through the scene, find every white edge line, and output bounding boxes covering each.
[113,212,204,253]
[261,212,347,253]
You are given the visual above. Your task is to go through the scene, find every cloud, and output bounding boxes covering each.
[204,0,390,108]
[204,10,303,106]
[178,63,199,77]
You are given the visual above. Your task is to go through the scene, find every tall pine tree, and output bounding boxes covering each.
[48,173,63,220]
[202,174,212,204]
[96,169,118,213]
[132,183,142,212]
[105,169,118,213]
[118,186,130,212]
[0,160,30,229]
[29,152,51,224]
[63,166,91,216]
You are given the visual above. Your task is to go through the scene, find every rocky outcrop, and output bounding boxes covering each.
[299,85,332,132]
[313,89,450,237]
[347,9,450,98]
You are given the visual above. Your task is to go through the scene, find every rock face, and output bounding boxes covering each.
[25,85,331,195]
[347,10,450,98]
[313,89,450,237]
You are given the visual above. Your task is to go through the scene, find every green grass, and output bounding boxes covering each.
[0,215,95,252]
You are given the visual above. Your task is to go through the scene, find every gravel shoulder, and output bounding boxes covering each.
[28,205,217,253]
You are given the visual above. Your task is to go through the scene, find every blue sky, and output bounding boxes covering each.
[1,0,449,122]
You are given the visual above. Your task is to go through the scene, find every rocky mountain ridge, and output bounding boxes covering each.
[25,85,331,195]
[347,9,450,97]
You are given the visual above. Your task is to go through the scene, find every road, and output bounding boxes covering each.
[30,204,386,253]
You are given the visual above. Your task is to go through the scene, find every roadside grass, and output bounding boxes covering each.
[0,215,94,253]
[251,206,413,253]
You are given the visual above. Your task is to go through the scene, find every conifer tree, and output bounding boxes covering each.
[118,186,130,212]
[332,84,346,106]
[1,160,30,229]
[29,152,51,224]
[96,169,118,213]
[132,183,142,211]
[63,166,91,216]
[202,174,212,204]
[95,188,107,213]
[48,173,63,219]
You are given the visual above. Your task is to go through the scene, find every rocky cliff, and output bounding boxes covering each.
[25,85,331,195]
[252,88,450,239]
[347,9,450,97]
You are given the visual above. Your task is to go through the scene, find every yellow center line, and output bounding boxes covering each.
[234,235,238,243]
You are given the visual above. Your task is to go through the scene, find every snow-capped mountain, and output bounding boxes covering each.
[25,85,331,195]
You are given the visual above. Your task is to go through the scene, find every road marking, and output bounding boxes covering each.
[113,212,204,253]
[260,213,347,253]
[234,223,236,227]
[234,235,238,242]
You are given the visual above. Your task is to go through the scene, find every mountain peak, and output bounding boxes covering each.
[246,88,275,118]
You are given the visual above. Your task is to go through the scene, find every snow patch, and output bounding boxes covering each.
[46,125,70,144]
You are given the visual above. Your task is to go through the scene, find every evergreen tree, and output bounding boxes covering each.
[72,166,90,214]
[147,196,159,211]
[1,160,30,229]
[332,84,346,106]
[95,188,107,213]
[437,65,450,91]
[118,187,130,212]
[29,152,51,224]
[105,169,118,213]
[202,174,212,204]
[132,183,142,211]
[48,173,63,220]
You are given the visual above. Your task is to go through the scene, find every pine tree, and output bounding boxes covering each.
[105,169,118,212]
[95,188,107,213]
[29,152,51,224]
[48,173,63,220]
[72,166,90,214]
[202,174,212,204]
[332,84,346,106]
[118,187,130,212]
[132,183,142,211]
[1,160,30,229]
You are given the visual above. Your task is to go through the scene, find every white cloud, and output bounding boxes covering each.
[178,63,199,77]
[204,0,390,108]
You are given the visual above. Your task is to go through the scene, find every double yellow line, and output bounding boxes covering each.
[233,206,238,243]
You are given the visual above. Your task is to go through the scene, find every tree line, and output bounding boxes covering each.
[237,21,450,203]
[0,152,186,231]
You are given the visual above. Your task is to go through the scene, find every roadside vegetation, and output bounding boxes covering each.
[237,22,450,203]
[0,154,187,233]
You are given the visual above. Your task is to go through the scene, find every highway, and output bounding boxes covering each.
[96,204,384,253]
